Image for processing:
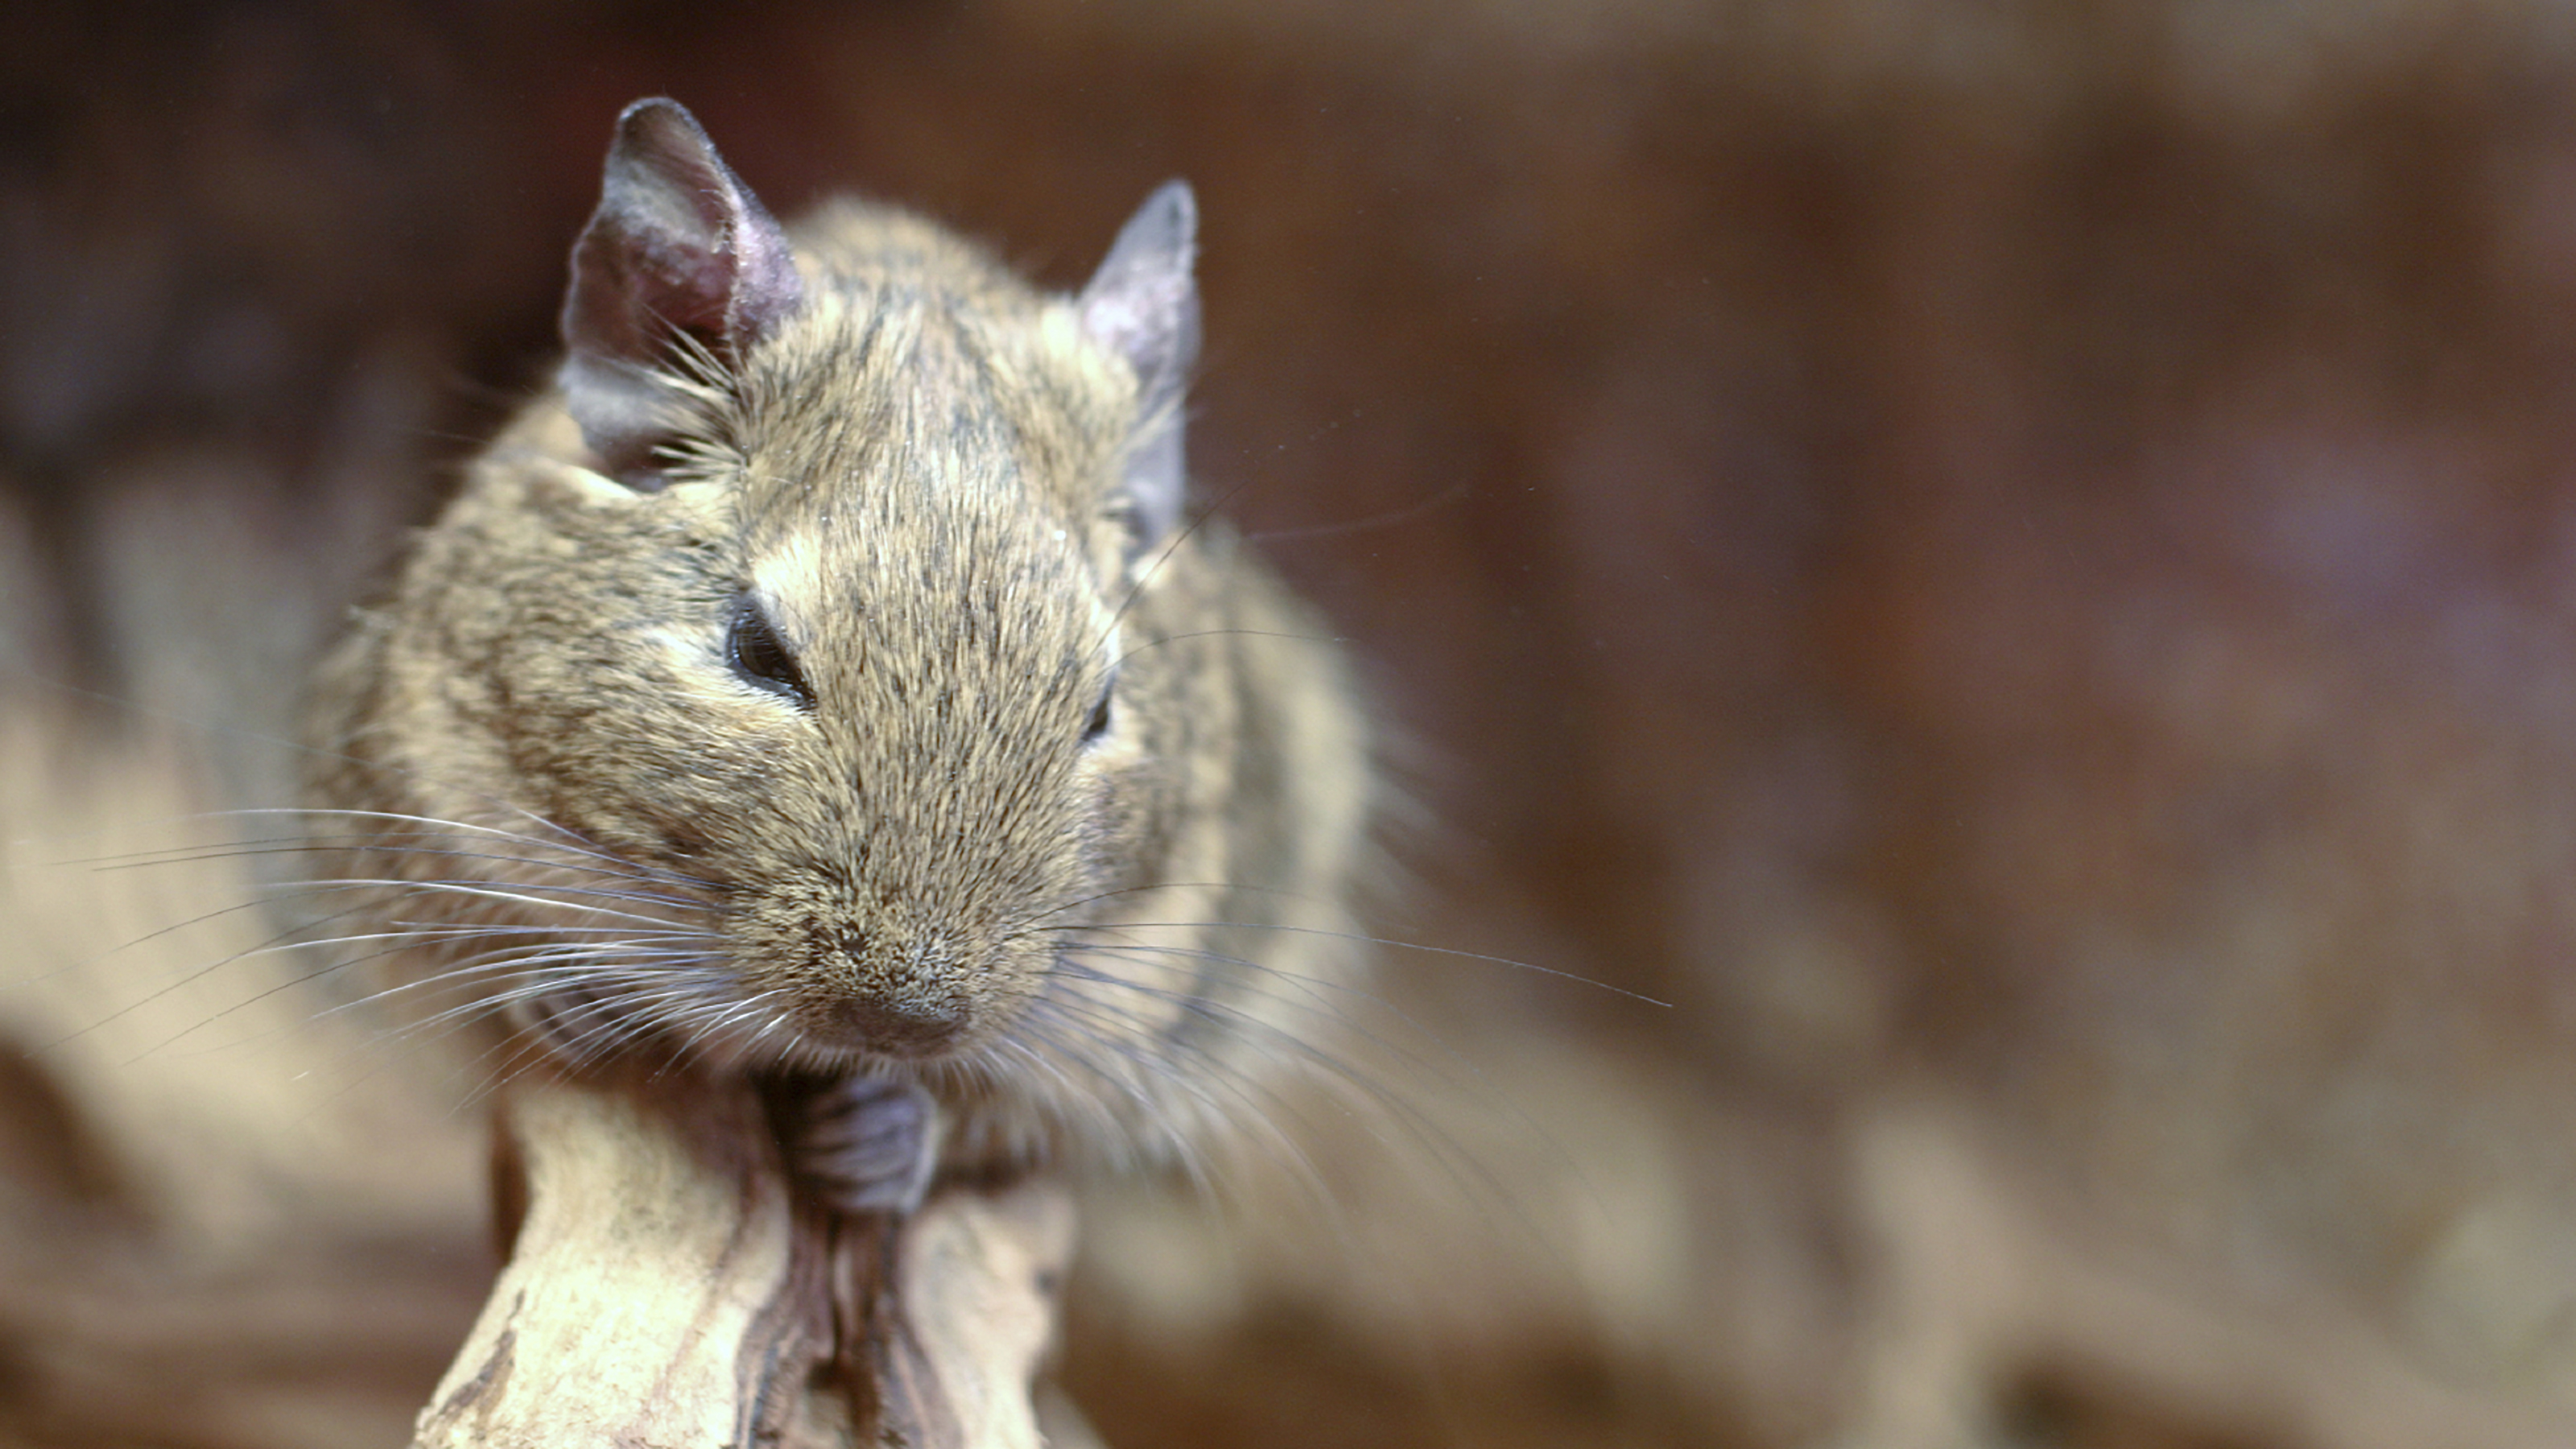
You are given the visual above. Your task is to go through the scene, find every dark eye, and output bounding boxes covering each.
[728,597,813,708]
[1082,675,1115,745]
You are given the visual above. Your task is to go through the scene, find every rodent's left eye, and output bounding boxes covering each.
[728,597,814,708]
[1081,674,1115,745]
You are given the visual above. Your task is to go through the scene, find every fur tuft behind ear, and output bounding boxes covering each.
[1079,181,1200,551]
[559,97,805,488]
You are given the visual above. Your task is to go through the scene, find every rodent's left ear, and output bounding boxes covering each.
[1080,181,1199,552]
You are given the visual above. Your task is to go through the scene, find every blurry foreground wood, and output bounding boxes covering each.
[415,1072,1076,1449]
[0,689,1084,1449]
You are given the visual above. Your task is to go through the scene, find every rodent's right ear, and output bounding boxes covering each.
[1080,181,1199,557]
[558,97,805,489]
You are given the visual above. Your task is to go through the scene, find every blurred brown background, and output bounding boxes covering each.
[9,0,2576,1445]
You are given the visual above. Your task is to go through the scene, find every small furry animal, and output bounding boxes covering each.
[305,97,1372,1205]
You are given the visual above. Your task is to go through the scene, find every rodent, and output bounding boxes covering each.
[303,97,1373,1203]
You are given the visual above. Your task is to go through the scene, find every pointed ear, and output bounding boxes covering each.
[558,97,805,488]
[1079,181,1200,551]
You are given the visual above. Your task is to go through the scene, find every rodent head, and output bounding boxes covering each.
[350,99,1215,1074]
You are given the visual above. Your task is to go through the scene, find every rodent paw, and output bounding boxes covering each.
[784,1075,938,1217]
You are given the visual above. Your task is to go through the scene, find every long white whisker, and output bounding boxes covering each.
[1031,919,1669,1005]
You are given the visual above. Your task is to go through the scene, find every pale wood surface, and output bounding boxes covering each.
[414,1073,1074,1449]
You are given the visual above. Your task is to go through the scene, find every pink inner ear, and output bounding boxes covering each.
[569,99,804,366]
[1077,180,1199,393]
[716,196,804,350]
[558,98,805,481]
[625,233,737,341]
[1077,181,1201,549]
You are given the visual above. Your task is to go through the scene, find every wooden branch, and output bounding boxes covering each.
[411,1071,1074,1449]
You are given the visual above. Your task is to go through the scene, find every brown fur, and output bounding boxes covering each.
[306,189,1372,1176]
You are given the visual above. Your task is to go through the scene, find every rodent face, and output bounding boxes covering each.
[312,101,1369,1168]
[425,275,1178,1070]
